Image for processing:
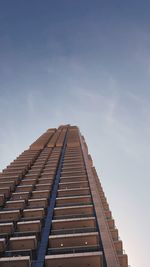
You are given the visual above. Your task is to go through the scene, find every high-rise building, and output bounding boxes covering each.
[0,125,128,267]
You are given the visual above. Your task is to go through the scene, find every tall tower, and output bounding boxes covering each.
[0,125,128,267]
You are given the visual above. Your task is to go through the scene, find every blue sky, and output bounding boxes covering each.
[0,1,150,266]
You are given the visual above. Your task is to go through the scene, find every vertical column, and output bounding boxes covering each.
[92,167,128,267]
[79,132,125,267]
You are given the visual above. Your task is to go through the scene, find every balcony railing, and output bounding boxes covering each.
[0,233,12,239]
[56,202,93,207]
[58,192,90,197]
[20,217,45,223]
[19,218,45,228]
[51,227,97,235]
[13,231,41,240]
[47,245,101,255]
[5,248,36,260]
[53,213,94,220]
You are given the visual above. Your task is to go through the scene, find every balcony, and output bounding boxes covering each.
[28,198,48,208]
[114,240,123,254]
[53,205,94,219]
[16,220,41,233]
[24,174,39,179]
[0,177,18,184]
[0,210,21,222]
[20,179,37,186]
[8,235,37,251]
[27,166,42,172]
[35,184,52,191]
[56,195,92,207]
[110,228,119,241]
[37,178,53,184]
[5,166,27,172]
[51,217,96,233]
[28,171,41,175]
[5,249,36,260]
[11,192,30,201]
[45,251,103,267]
[46,159,59,164]
[60,176,87,183]
[61,171,86,177]
[9,162,30,168]
[0,173,20,179]
[0,223,14,236]
[22,208,45,220]
[2,170,24,176]
[62,167,85,172]
[102,202,109,211]
[62,163,84,168]
[40,173,55,179]
[42,166,56,171]
[59,181,89,189]
[107,219,115,229]
[105,210,112,219]
[62,160,84,165]
[4,200,25,210]
[41,170,55,175]
[30,163,44,168]
[0,187,11,198]
[118,254,128,267]
[49,232,99,251]
[0,256,31,267]
[0,181,15,191]
[16,185,33,193]
[48,245,100,255]
[31,190,50,199]
[57,188,90,197]
[51,227,97,235]
[62,156,83,161]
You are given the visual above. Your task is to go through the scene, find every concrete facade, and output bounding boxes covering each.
[0,125,128,267]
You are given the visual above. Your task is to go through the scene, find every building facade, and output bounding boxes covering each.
[0,125,128,267]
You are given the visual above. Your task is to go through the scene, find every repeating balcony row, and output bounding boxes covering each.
[0,216,97,239]
[0,146,84,180]
[0,177,90,205]
[0,217,123,264]
[0,155,86,184]
[0,162,87,204]
[0,183,53,206]
[1,156,60,177]
[0,202,97,222]
[2,194,93,210]
[1,146,61,171]
[0,150,40,180]
[0,153,61,207]
[0,154,60,183]
[1,195,93,212]
[47,231,123,258]
[0,232,101,256]
[0,218,101,260]
[0,238,105,267]
[0,186,92,210]
[0,251,104,267]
